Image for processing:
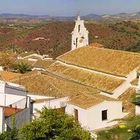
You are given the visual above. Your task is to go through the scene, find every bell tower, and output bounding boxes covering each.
[71,16,89,50]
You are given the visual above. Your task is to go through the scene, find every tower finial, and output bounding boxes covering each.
[77,11,81,20]
[77,15,80,20]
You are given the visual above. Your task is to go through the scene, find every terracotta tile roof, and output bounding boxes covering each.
[48,61,124,93]
[69,94,117,109]
[10,71,40,83]
[4,107,23,117]
[12,71,100,97]
[0,71,22,81]
[137,67,140,74]
[57,44,140,77]
[118,88,136,114]
[131,79,138,86]
[33,59,55,69]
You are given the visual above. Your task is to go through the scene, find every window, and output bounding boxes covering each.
[76,38,78,48]
[102,110,107,121]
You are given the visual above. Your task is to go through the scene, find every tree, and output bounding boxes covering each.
[19,108,93,140]
[0,52,16,70]
[0,128,18,140]
[13,62,32,74]
[130,125,140,140]
[0,116,18,140]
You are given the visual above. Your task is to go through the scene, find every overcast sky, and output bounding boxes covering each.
[0,0,140,16]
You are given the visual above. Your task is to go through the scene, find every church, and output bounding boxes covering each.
[44,17,140,130]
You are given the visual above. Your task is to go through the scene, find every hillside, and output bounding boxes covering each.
[0,20,140,57]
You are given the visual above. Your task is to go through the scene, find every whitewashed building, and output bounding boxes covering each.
[0,81,31,133]
[32,97,68,118]
[66,94,125,131]
[18,52,51,62]
[29,93,126,131]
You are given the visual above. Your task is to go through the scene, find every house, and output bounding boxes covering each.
[0,80,31,133]
[66,94,126,130]
[18,52,51,62]
[17,52,54,71]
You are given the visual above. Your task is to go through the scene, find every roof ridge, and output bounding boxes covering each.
[90,44,140,56]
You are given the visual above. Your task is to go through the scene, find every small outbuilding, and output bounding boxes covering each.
[66,94,126,131]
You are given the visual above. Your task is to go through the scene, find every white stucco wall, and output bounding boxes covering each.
[0,107,4,133]
[32,68,46,71]
[0,81,27,107]
[29,94,53,100]
[0,81,5,93]
[33,97,68,117]
[87,101,125,130]
[66,101,125,131]
[66,104,88,128]
[0,81,31,133]
[46,97,68,109]
[126,69,137,82]
[136,105,140,115]
[0,94,26,107]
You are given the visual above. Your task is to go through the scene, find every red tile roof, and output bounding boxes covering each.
[4,107,23,117]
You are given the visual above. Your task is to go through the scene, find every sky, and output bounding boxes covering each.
[0,0,140,16]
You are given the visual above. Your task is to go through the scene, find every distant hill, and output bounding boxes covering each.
[1,12,140,21]
[102,12,140,20]
[82,14,101,20]
[0,13,50,19]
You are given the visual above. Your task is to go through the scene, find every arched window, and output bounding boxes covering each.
[76,38,78,48]
[78,25,80,32]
